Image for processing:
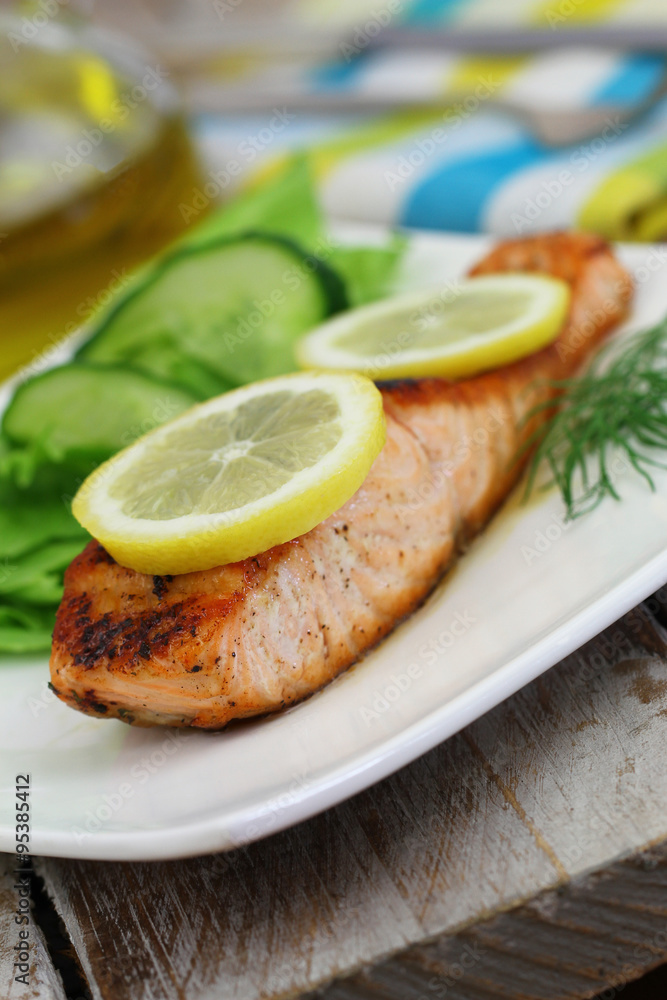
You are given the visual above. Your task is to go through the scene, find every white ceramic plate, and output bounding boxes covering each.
[1,230,666,861]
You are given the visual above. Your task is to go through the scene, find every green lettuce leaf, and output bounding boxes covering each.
[0,495,87,561]
[0,602,55,653]
[329,235,407,307]
[183,157,323,252]
[0,539,86,605]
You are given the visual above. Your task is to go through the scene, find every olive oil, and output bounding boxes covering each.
[0,14,207,380]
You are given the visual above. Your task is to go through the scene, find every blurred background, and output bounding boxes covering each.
[1,0,666,374]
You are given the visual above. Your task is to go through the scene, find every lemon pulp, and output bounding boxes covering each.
[114,388,342,520]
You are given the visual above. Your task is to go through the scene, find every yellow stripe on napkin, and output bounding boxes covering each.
[579,144,667,240]
[447,55,528,97]
[532,0,627,28]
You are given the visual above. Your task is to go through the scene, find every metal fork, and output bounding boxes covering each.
[183,75,667,148]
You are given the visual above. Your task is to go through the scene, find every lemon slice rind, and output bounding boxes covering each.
[296,274,570,380]
[72,372,386,575]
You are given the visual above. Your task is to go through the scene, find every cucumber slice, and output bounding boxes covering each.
[3,363,198,461]
[78,233,347,388]
[106,340,233,400]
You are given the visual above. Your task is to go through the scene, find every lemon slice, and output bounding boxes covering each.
[72,372,386,575]
[297,273,570,380]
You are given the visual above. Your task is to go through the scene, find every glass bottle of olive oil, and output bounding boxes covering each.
[0,12,206,380]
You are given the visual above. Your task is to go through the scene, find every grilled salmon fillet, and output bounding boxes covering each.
[50,233,633,728]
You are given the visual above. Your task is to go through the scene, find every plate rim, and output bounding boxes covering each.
[2,226,666,861]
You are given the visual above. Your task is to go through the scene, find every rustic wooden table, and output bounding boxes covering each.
[2,587,667,1000]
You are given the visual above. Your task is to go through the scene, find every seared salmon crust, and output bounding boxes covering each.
[50,233,633,727]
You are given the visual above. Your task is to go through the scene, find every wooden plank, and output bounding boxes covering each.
[316,846,667,1000]
[0,855,67,1000]
[37,595,667,1000]
[460,605,667,888]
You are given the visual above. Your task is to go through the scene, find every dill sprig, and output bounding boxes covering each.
[523,317,667,519]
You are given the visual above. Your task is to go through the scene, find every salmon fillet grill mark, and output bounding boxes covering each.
[49,232,633,728]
